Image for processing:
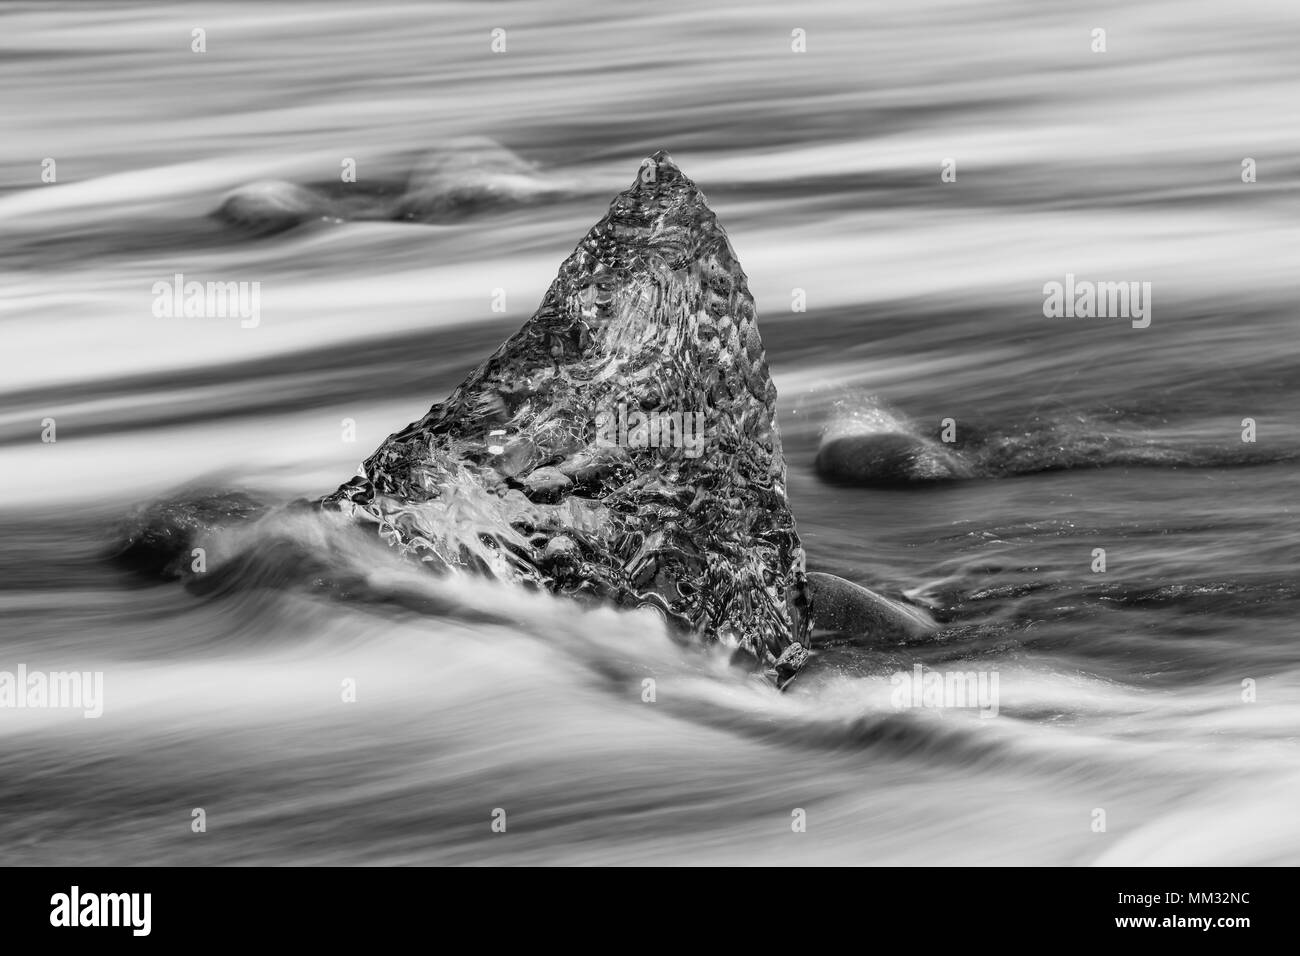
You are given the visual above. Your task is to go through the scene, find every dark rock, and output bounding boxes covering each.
[214,180,336,235]
[814,394,975,484]
[394,136,566,222]
[109,490,271,581]
[806,571,936,643]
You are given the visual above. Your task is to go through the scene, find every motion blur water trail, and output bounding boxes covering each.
[2,0,1298,864]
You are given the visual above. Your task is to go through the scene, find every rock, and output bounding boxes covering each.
[214,181,335,235]
[814,394,975,484]
[816,433,973,483]
[806,571,936,643]
[108,490,270,580]
[394,136,565,222]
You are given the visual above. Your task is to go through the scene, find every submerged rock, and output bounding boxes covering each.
[815,393,976,484]
[322,150,810,680]
[214,180,337,235]
[806,571,936,643]
[394,136,567,222]
[214,138,565,234]
[109,490,271,580]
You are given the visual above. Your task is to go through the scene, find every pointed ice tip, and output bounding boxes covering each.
[633,149,688,188]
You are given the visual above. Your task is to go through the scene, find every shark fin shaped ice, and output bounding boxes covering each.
[321,150,811,681]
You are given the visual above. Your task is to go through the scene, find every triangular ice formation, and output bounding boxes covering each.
[322,150,810,679]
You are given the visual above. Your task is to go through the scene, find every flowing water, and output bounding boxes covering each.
[2,0,1298,865]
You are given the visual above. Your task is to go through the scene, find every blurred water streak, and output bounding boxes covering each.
[1,0,1297,865]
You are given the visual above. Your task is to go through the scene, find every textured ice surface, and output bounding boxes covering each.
[322,151,809,678]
